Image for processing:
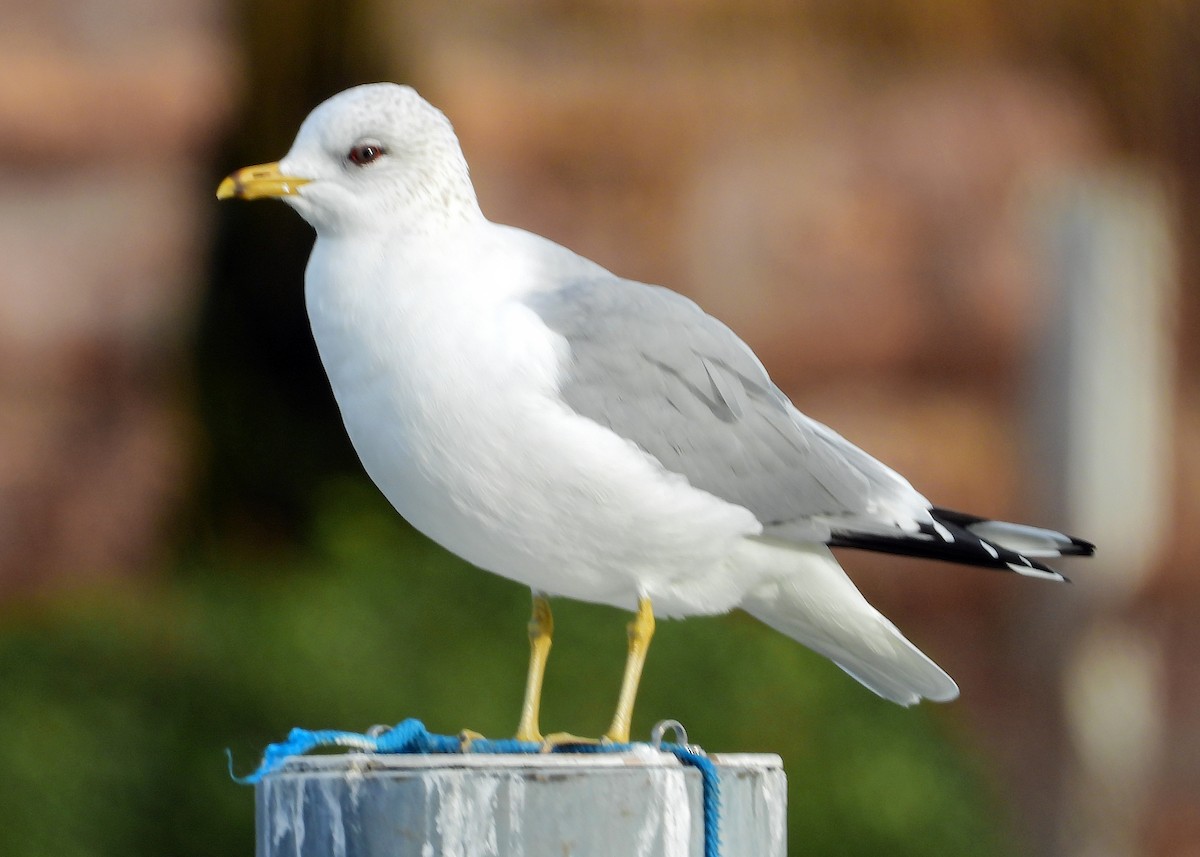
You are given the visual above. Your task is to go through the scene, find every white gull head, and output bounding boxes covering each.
[275,83,483,236]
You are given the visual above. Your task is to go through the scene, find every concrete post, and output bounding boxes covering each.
[256,751,786,857]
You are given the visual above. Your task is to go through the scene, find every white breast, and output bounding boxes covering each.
[303,223,762,615]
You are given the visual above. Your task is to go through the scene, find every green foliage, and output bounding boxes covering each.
[0,480,1010,856]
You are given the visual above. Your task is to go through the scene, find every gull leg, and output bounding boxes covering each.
[603,597,656,744]
[515,592,553,742]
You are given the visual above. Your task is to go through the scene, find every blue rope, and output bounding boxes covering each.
[232,718,720,857]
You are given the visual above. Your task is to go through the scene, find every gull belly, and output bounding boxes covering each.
[304,226,762,617]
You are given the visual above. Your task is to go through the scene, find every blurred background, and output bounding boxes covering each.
[1,0,1197,854]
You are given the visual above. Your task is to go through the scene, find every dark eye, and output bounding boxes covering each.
[347,143,385,166]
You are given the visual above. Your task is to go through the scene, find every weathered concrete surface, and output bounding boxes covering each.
[257,752,786,857]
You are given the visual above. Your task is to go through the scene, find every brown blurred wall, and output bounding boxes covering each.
[0,0,236,590]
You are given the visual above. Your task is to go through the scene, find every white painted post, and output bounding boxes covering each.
[256,751,786,857]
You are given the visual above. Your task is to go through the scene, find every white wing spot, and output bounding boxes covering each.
[1006,562,1065,582]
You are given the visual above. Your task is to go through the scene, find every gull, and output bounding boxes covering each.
[217,83,1093,743]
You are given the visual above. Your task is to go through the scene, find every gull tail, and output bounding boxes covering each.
[740,544,959,706]
[827,507,1095,583]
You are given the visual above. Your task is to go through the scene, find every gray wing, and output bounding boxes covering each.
[524,276,927,542]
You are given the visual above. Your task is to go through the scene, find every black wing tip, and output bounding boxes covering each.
[830,507,1090,581]
[933,506,1096,558]
[1065,536,1096,557]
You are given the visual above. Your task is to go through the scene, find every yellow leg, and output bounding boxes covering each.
[515,593,553,742]
[603,597,656,744]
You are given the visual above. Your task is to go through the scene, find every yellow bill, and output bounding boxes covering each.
[216,162,310,201]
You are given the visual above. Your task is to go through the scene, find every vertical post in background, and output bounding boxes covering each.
[1027,170,1175,857]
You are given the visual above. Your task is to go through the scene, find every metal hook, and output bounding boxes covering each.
[650,719,689,749]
